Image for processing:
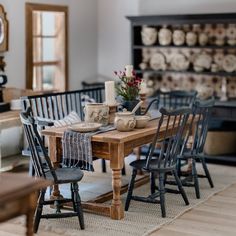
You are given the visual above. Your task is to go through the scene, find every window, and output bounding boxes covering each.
[26,3,68,91]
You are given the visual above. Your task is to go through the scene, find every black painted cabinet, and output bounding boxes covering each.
[127,13,236,163]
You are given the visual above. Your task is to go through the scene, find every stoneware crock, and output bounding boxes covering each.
[84,103,109,126]
[114,111,136,132]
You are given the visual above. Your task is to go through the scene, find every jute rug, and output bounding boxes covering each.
[13,162,236,236]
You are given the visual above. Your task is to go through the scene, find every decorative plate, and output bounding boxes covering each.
[193,53,212,70]
[69,122,102,132]
[170,53,189,71]
[222,54,236,72]
[214,53,224,67]
[150,52,166,70]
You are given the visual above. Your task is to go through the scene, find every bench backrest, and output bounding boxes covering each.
[21,87,105,121]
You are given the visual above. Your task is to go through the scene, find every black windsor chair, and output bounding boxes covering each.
[155,90,198,110]
[176,98,215,199]
[139,90,197,159]
[125,107,191,217]
[20,107,85,233]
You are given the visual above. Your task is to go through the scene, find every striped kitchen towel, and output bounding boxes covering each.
[62,130,94,171]
[62,125,115,171]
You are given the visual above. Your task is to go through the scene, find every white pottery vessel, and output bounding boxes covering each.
[114,111,136,132]
[158,27,172,46]
[211,63,220,72]
[173,30,185,46]
[84,103,109,126]
[186,32,197,46]
[198,33,209,46]
[141,26,158,46]
[135,115,150,129]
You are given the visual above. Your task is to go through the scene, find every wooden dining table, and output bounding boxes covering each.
[41,117,185,220]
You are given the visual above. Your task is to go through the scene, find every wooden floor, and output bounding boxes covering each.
[151,183,236,236]
[1,155,236,236]
[0,184,235,236]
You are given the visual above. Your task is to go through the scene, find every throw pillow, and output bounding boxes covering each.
[36,111,81,128]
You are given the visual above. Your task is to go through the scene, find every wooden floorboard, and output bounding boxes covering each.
[0,155,235,236]
[0,185,235,236]
[151,184,236,236]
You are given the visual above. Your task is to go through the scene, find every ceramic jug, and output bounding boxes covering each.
[114,111,136,132]
[84,103,109,126]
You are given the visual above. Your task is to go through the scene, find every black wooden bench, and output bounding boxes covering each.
[20,87,109,173]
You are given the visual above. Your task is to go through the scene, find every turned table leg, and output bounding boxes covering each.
[110,169,124,219]
[26,209,34,236]
[110,143,125,220]
[48,136,63,199]
[26,192,37,236]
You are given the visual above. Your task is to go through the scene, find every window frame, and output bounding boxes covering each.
[25,3,68,91]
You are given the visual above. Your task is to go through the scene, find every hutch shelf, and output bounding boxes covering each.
[127,13,236,163]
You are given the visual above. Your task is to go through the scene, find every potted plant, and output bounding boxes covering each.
[114,65,142,113]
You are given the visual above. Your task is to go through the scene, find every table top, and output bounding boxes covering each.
[42,118,164,143]
[0,173,51,204]
[0,110,21,129]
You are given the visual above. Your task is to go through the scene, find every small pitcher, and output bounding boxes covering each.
[84,103,109,126]
[114,111,136,132]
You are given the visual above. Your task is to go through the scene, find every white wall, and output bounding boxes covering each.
[97,0,139,80]
[139,0,236,14]
[97,0,236,80]
[1,0,97,90]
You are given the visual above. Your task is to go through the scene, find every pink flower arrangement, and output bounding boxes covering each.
[114,68,142,101]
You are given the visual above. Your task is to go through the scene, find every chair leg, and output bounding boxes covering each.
[122,163,126,176]
[29,159,35,177]
[201,157,214,188]
[71,183,76,212]
[159,173,166,218]
[54,200,61,213]
[101,159,106,173]
[125,169,137,211]
[176,158,181,176]
[71,183,85,230]
[150,172,156,194]
[34,188,46,233]
[173,170,189,205]
[192,158,200,199]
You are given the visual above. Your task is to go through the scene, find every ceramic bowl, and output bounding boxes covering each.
[135,115,150,129]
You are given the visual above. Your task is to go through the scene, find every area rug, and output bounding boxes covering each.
[13,163,236,236]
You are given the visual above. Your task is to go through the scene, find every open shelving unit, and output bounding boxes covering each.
[127,13,236,164]
[127,13,236,79]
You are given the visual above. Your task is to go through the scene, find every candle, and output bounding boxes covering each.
[105,81,116,105]
[125,65,133,77]
[139,81,147,94]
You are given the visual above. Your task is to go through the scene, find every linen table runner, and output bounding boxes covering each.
[62,125,115,171]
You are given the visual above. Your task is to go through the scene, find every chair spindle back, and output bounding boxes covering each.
[20,107,57,181]
[156,90,197,110]
[145,107,191,170]
[191,98,215,155]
